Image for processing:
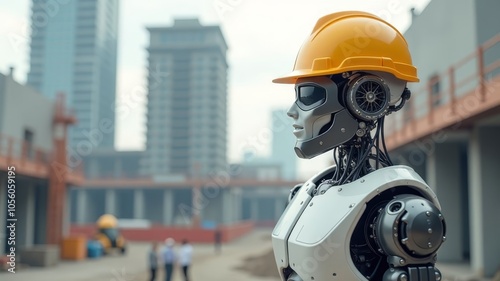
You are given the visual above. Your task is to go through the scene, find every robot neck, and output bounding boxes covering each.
[330,119,392,185]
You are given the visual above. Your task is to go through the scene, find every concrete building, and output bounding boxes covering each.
[83,149,144,179]
[141,19,228,178]
[27,0,119,149]
[385,0,500,277]
[0,71,82,255]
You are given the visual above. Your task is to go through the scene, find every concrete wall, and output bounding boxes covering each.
[0,73,54,152]
[403,0,478,117]
[34,183,48,245]
[475,0,500,79]
[468,126,500,276]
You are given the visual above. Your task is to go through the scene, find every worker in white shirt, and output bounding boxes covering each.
[179,239,193,281]
[162,238,176,281]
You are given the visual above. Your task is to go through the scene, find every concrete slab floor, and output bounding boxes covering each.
[2,229,496,281]
[2,229,279,281]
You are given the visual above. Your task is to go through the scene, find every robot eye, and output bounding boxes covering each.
[297,85,326,106]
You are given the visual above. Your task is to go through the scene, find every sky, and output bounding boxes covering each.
[0,0,431,179]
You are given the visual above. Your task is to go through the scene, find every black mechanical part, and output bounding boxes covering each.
[350,187,431,280]
[382,266,442,281]
[346,75,391,121]
[288,184,303,204]
[375,194,446,266]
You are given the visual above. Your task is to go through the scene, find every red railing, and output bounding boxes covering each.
[386,33,500,148]
[0,133,84,182]
[0,133,49,165]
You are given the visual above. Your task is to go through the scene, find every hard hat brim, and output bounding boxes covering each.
[273,66,420,84]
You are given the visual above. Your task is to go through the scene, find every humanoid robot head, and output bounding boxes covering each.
[273,11,419,159]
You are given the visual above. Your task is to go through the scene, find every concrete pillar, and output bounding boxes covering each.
[426,142,464,262]
[163,189,173,225]
[76,189,88,223]
[62,186,71,237]
[233,188,243,222]
[274,198,286,221]
[114,158,122,178]
[222,189,233,224]
[17,183,35,248]
[468,126,500,277]
[250,197,259,221]
[105,189,117,215]
[133,189,144,219]
[0,175,6,254]
[34,184,48,244]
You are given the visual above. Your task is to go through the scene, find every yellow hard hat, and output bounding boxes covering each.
[273,11,419,84]
[97,214,118,229]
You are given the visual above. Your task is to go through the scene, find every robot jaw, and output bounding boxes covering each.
[293,109,358,159]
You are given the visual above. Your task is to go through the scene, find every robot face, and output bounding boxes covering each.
[287,77,339,141]
[287,76,358,159]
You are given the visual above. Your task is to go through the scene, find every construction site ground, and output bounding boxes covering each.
[2,228,496,281]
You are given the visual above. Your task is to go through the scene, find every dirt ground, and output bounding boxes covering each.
[234,248,280,278]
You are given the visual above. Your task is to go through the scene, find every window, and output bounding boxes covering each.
[24,129,34,159]
[429,74,441,107]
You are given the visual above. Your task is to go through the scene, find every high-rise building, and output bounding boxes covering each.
[142,19,228,178]
[27,0,119,149]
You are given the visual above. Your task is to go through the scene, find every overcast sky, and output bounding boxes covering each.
[0,0,431,178]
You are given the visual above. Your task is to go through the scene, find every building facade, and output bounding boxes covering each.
[141,19,228,178]
[385,0,500,277]
[0,71,82,254]
[27,0,119,149]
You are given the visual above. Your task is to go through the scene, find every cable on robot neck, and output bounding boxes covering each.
[329,116,392,185]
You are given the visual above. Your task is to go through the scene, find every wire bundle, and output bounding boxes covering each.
[329,116,392,185]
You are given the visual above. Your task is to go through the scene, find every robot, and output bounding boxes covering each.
[271,11,447,281]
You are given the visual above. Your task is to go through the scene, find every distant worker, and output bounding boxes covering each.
[162,238,176,281]
[148,242,159,281]
[179,239,193,281]
[214,227,222,254]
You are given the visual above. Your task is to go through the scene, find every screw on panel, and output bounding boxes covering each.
[309,202,313,207]
[435,271,442,281]
[300,201,303,205]
[426,211,431,217]
[338,188,342,192]
[428,242,433,248]
[399,274,408,281]
[349,204,355,208]
[341,128,346,133]
[428,228,433,234]
[361,179,365,183]
[320,190,325,194]
[442,236,446,242]
[399,258,405,265]
[319,141,323,145]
